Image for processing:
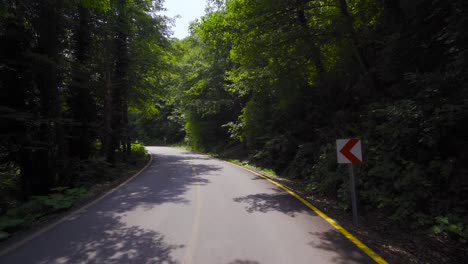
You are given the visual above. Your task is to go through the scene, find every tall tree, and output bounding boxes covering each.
[67,2,96,160]
[1,0,170,197]
[19,0,66,195]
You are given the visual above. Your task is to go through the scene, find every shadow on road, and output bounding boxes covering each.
[232,187,312,217]
[308,230,374,264]
[34,213,184,264]
[106,152,223,213]
[227,260,261,264]
[233,187,373,264]
[2,150,223,263]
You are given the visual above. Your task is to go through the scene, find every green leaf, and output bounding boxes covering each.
[82,0,110,12]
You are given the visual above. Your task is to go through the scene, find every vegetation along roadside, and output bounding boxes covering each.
[0,144,149,242]
[175,144,467,264]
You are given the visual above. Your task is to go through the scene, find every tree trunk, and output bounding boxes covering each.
[68,4,95,160]
[338,0,379,90]
[294,0,325,75]
[112,0,130,162]
[103,68,116,164]
[22,0,65,195]
[382,0,404,29]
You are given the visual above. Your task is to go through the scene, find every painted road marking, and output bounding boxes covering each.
[183,166,202,264]
[225,161,388,264]
[0,154,154,257]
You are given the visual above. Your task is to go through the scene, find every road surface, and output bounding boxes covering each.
[0,147,374,264]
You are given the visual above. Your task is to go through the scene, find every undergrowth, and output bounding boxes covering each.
[0,143,148,240]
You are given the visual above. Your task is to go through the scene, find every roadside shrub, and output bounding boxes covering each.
[131,143,147,158]
[0,187,89,234]
[127,143,148,165]
[32,187,89,211]
[431,215,468,241]
[285,143,317,179]
[250,135,297,173]
[306,144,351,210]
[0,163,21,213]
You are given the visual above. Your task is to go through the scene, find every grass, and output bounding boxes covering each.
[227,159,278,177]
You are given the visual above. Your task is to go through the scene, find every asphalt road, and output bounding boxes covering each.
[0,147,374,264]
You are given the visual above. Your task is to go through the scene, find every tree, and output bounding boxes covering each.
[171,0,468,241]
[0,0,170,197]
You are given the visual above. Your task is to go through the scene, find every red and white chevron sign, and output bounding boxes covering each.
[336,139,362,164]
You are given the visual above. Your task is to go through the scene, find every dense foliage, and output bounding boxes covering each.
[170,0,468,240]
[0,0,168,211]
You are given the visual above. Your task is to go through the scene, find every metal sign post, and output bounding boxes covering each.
[348,164,358,226]
[336,138,362,226]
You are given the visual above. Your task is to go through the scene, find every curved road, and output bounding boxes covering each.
[0,147,374,264]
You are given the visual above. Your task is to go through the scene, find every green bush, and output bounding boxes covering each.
[130,143,147,158]
[250,135,297,174]
[305,144,351,210]
[285,143,318,179]
[0,187,89,233]
[32,187,89,211]
[0,217,26,233]
[431,215,468,241]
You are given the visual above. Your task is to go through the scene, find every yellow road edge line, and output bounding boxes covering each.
[225,161,388,264]
[0,152,154,257]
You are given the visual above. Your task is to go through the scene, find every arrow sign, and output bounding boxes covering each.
[336,139,362,164]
